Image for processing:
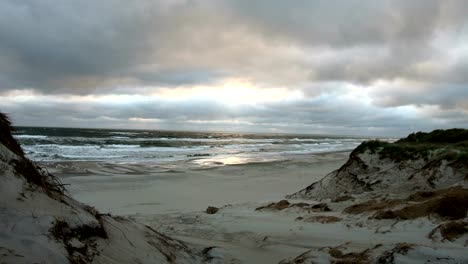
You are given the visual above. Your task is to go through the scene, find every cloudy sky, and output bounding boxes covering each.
[1,0,467,136]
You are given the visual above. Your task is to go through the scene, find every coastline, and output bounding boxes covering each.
[33,144,468,263]
[32,151,351,263]
[43,151,350,215]
[4,124,468,263]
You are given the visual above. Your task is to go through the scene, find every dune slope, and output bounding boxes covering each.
[0,113,200,264]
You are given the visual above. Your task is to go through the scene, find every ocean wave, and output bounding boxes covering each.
[106,144,140,148]
[15,127,379,165]
[14,135,48,139]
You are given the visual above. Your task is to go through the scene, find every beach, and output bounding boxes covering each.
[43,151,349,215]
[14,127,365,215]
[41,151,350,263]
[12,128,468,263]
[41,150,468,263]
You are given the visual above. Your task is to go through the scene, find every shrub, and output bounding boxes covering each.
[398,129,468,144]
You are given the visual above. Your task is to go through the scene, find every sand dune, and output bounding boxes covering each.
[3,111,468,264]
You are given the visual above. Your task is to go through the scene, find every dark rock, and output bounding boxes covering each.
[373,210,398,220]
[206,206,219,214]
[311,203,331,212]
[202,247,223,262]
[255,200,291,211]
[290,202,310,208]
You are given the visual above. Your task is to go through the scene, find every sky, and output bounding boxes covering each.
[1,0,467,136]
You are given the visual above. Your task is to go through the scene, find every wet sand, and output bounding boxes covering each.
[44,151,349,215]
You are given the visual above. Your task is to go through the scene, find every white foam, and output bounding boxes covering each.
[14,135,48,139]
[18,131,370,166]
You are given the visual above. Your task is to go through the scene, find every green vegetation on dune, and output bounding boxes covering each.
[0,113,24,156]
[398,129,468,144]
[352,129,468,163]
[1,112,65,195]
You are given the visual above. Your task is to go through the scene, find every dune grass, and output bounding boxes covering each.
[351,129,468,163]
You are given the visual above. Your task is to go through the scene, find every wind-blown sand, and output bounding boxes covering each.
[41,152,347,262]
[45,152,348,215]
[42,150,468,263]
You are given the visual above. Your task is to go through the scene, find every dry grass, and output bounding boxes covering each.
[328,248,371,264]
[310,203,331,212]
[1,112,65,196]
[428,221,468,241]
[0,112,24,156]
[299,215,342,224]
[344,187,468,221]
[407,190,438,202]
[375,187,468,220]
[344,199,402,214]
[49,219,107,264]
[12,159,65,195]
[278,250,315,264]
[376,243,414,263]
[332,195,354,203]
[256,200,291,211]
[256,200,332,212]
[290,202,310,208]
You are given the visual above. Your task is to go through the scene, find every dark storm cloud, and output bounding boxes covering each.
[229,0,432,46]
[4,92,459,136]
[1,0,468,135]
[1,0,467,92]
[0,0,230,92]
[225,0,468,82]
[370,83,468,110]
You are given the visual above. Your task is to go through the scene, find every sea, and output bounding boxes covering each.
[13,127,375,167]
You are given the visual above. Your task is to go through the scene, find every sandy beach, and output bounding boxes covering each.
[3,122,468,263]
[40,151,468,263]
[39,152,349,263]
[44,151,349,215]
